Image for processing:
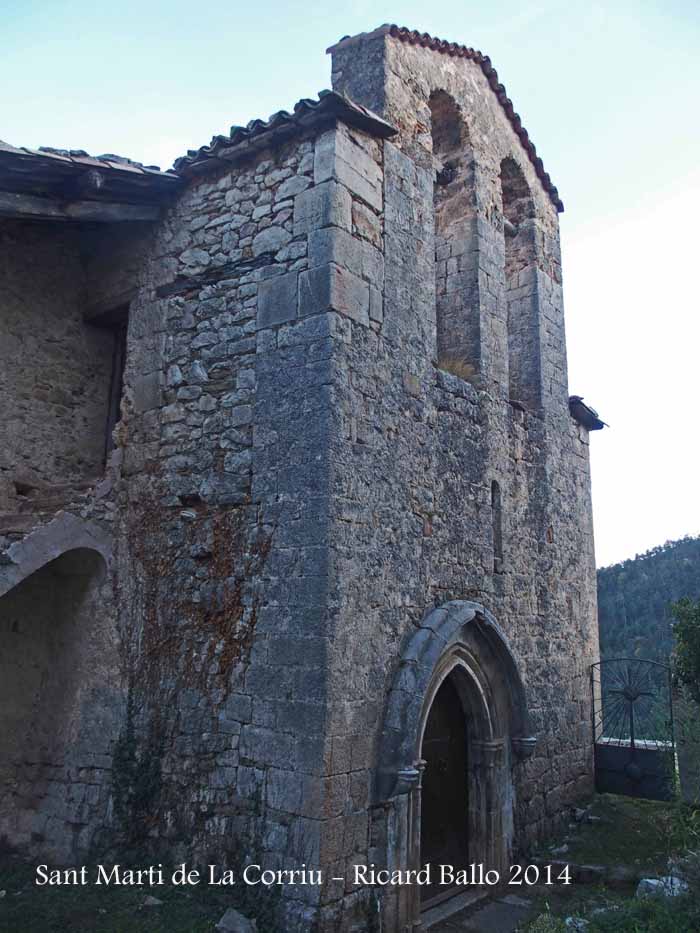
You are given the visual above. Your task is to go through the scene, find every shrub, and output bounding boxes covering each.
[525,913,568,933]
[438,353,478,383]
[590,893,700,932]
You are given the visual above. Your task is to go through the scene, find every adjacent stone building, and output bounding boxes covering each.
[0,24,602,931]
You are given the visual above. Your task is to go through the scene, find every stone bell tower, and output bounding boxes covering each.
[310,24,599,930]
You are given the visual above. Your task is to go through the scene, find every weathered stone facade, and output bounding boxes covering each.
[0,25,599,932]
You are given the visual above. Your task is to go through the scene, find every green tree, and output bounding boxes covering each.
[598,536,700,664]
[671,597,700,703]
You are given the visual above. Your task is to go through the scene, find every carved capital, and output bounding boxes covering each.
[395,763,423,795]
[472,738,506,769]
[511,736,537,760]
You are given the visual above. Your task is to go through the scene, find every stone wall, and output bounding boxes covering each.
[0,215,159,861]
[105,132,340,929]
[83,222,155,316]
[0,221,114,505]
[1,128,356,928]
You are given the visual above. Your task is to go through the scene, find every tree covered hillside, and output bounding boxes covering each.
[597,535,700,663]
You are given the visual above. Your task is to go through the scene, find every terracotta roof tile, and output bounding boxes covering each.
[173,90,396,174]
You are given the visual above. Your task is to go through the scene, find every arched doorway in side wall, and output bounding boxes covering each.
[0,546,121,860]
[420,673,468,896]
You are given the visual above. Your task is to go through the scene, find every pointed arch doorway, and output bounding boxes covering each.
[419,674,468,900]
[373,601,537,930]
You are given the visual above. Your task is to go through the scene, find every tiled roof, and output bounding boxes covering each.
[0,140,180,204]
[173,90,396,175]
[329,24,564,212]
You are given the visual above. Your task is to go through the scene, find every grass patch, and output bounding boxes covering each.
[523,794,700,932]
[521,882,628,931]
[524,892,700,933]
[0,857,276,933]
[437,354,479,384]
[590,893,700,932]
[538,794,685,873]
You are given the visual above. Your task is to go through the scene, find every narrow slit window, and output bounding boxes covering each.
[105,319,128,463]
[491,480,503,572]
[89,304,130,466]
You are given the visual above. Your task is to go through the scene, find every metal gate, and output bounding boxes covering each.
[591,658,675,800]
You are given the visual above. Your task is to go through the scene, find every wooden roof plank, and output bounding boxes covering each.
[0,190,161,222]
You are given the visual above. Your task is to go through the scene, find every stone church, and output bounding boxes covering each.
[0,24,601,932]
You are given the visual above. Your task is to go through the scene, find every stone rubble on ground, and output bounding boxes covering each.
[590,905,620,916]
[142,895,163,907]
[635,875,689,898]
[216,907,258,932]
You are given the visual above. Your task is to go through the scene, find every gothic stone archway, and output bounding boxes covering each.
[373,601,536,930]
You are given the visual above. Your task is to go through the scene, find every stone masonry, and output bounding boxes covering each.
[0,25,601,933]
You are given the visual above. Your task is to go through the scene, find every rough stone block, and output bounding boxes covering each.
[252,225,292,257]
[266,768,304,812]
[352,200,382,248]
[239,726,294,768]
[132,371,160,413]
[215,907,257,933]
[307,227,383,286]
[276,175,311,201]
[267,636,326,667]
[369,285,383,323]
[314,127,383,211]
[257,271,298,328]
[298,263,369,326]
[293,181,351,235]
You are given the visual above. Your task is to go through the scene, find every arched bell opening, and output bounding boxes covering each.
[500,156,539,409]
[429,89,480,382]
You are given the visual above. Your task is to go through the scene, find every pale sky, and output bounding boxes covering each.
[3,0,699,568]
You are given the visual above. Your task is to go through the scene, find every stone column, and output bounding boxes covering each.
[471,738,509,874]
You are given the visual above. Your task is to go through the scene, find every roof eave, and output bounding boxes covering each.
[0,141,182,214]
[173,90,396,177]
